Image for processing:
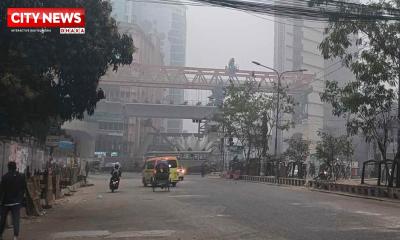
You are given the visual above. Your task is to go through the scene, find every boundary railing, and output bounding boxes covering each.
[236,175,400,200]
[239,175,306,187]
[308,180,400,199]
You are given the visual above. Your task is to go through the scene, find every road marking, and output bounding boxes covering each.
[106,230,175,238]
[354,210,382,216]
[52,230,111,239]
[289,202,302,206]
[169,195,204,198]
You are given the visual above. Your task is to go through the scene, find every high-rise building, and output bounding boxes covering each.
[118,1,187,133]
[63,20,165,168]
[273,7,366,173]
[274,18,326,153]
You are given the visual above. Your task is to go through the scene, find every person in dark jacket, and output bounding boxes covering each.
[110,162,122,184]
[0,162,26,240]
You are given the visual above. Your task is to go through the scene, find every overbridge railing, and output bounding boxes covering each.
[101,64,314,92]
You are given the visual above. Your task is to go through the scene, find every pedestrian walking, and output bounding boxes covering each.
[85,161,90,184]
[201,163,206,177]
[0,162,27,240]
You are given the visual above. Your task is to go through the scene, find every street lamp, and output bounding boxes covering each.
[251,61,306,160]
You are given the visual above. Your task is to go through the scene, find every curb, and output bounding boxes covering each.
[61,181,85,196]
[309,188,400,204]
[219,177,298,189]
[219,177,400,204]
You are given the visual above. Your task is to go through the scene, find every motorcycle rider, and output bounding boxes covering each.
[110,162,122,187]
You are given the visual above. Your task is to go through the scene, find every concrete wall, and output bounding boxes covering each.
[0,140,46,176]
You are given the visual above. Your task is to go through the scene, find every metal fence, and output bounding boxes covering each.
[240,175,306,186]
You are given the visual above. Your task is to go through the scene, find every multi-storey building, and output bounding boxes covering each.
[273,10,367,174]
[63,21,165,168]
[274,18,326,154]
[116,1,187,133]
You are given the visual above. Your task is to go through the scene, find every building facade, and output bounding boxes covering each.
[63,21,165,168]
[273,11,367,174]
[274,18,326,154]
[122,1,187,133]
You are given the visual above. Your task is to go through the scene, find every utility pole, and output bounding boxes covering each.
[252,61,306,177]
[346,113,352,179]
[389,56,400,188]
[397,82,400,187]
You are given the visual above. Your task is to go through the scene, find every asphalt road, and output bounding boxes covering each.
[10,173,400,240]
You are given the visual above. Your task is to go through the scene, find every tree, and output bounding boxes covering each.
[284,134,310,178]
[221,79,295,174]
[313,0,400,186]
[315,131,353,180]
[0,0,135,141]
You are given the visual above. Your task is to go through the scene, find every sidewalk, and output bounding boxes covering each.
[3,179,94,239]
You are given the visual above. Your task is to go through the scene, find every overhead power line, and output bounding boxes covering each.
[189,0,400,21]
[129,0,205,7]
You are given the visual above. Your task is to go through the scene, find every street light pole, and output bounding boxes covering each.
[251,61,306,171]
[275,72,281,159]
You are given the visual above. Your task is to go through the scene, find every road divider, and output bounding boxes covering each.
[308,180,400,200]
[239,175,306,187]
[234,175,400,201]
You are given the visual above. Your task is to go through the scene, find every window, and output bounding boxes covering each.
[146,161,155,169]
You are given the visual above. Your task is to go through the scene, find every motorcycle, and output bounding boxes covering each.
[110,171,120,192]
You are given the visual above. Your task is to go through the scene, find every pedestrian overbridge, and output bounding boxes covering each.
[100,64,314,92]
[94,101,218,119]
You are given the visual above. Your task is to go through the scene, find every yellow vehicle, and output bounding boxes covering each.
[177,166,186,181]
[142,156,180,187]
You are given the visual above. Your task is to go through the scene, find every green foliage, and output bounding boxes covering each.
[317,1,400,162]
[0,0,135,141]
[315,131,353,179]
[221,79,295,162]
[284,134,311,164]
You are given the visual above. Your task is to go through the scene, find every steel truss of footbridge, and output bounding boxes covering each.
[100,64,314,93]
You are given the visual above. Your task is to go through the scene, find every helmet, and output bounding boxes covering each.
[114,162,120,169]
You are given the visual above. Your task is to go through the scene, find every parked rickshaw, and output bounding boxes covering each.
[151,161,170,192]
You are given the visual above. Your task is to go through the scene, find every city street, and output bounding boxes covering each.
[11,174,400,240]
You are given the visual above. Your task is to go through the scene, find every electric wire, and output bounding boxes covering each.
[189,0,400,21]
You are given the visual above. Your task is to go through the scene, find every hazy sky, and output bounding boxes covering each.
[186,5,274,70]
[183,5,274,132]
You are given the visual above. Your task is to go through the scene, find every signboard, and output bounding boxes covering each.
[58,141,74,150]
[94,152,107,157]
[111,152,119,157]
[46,135,60,147]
